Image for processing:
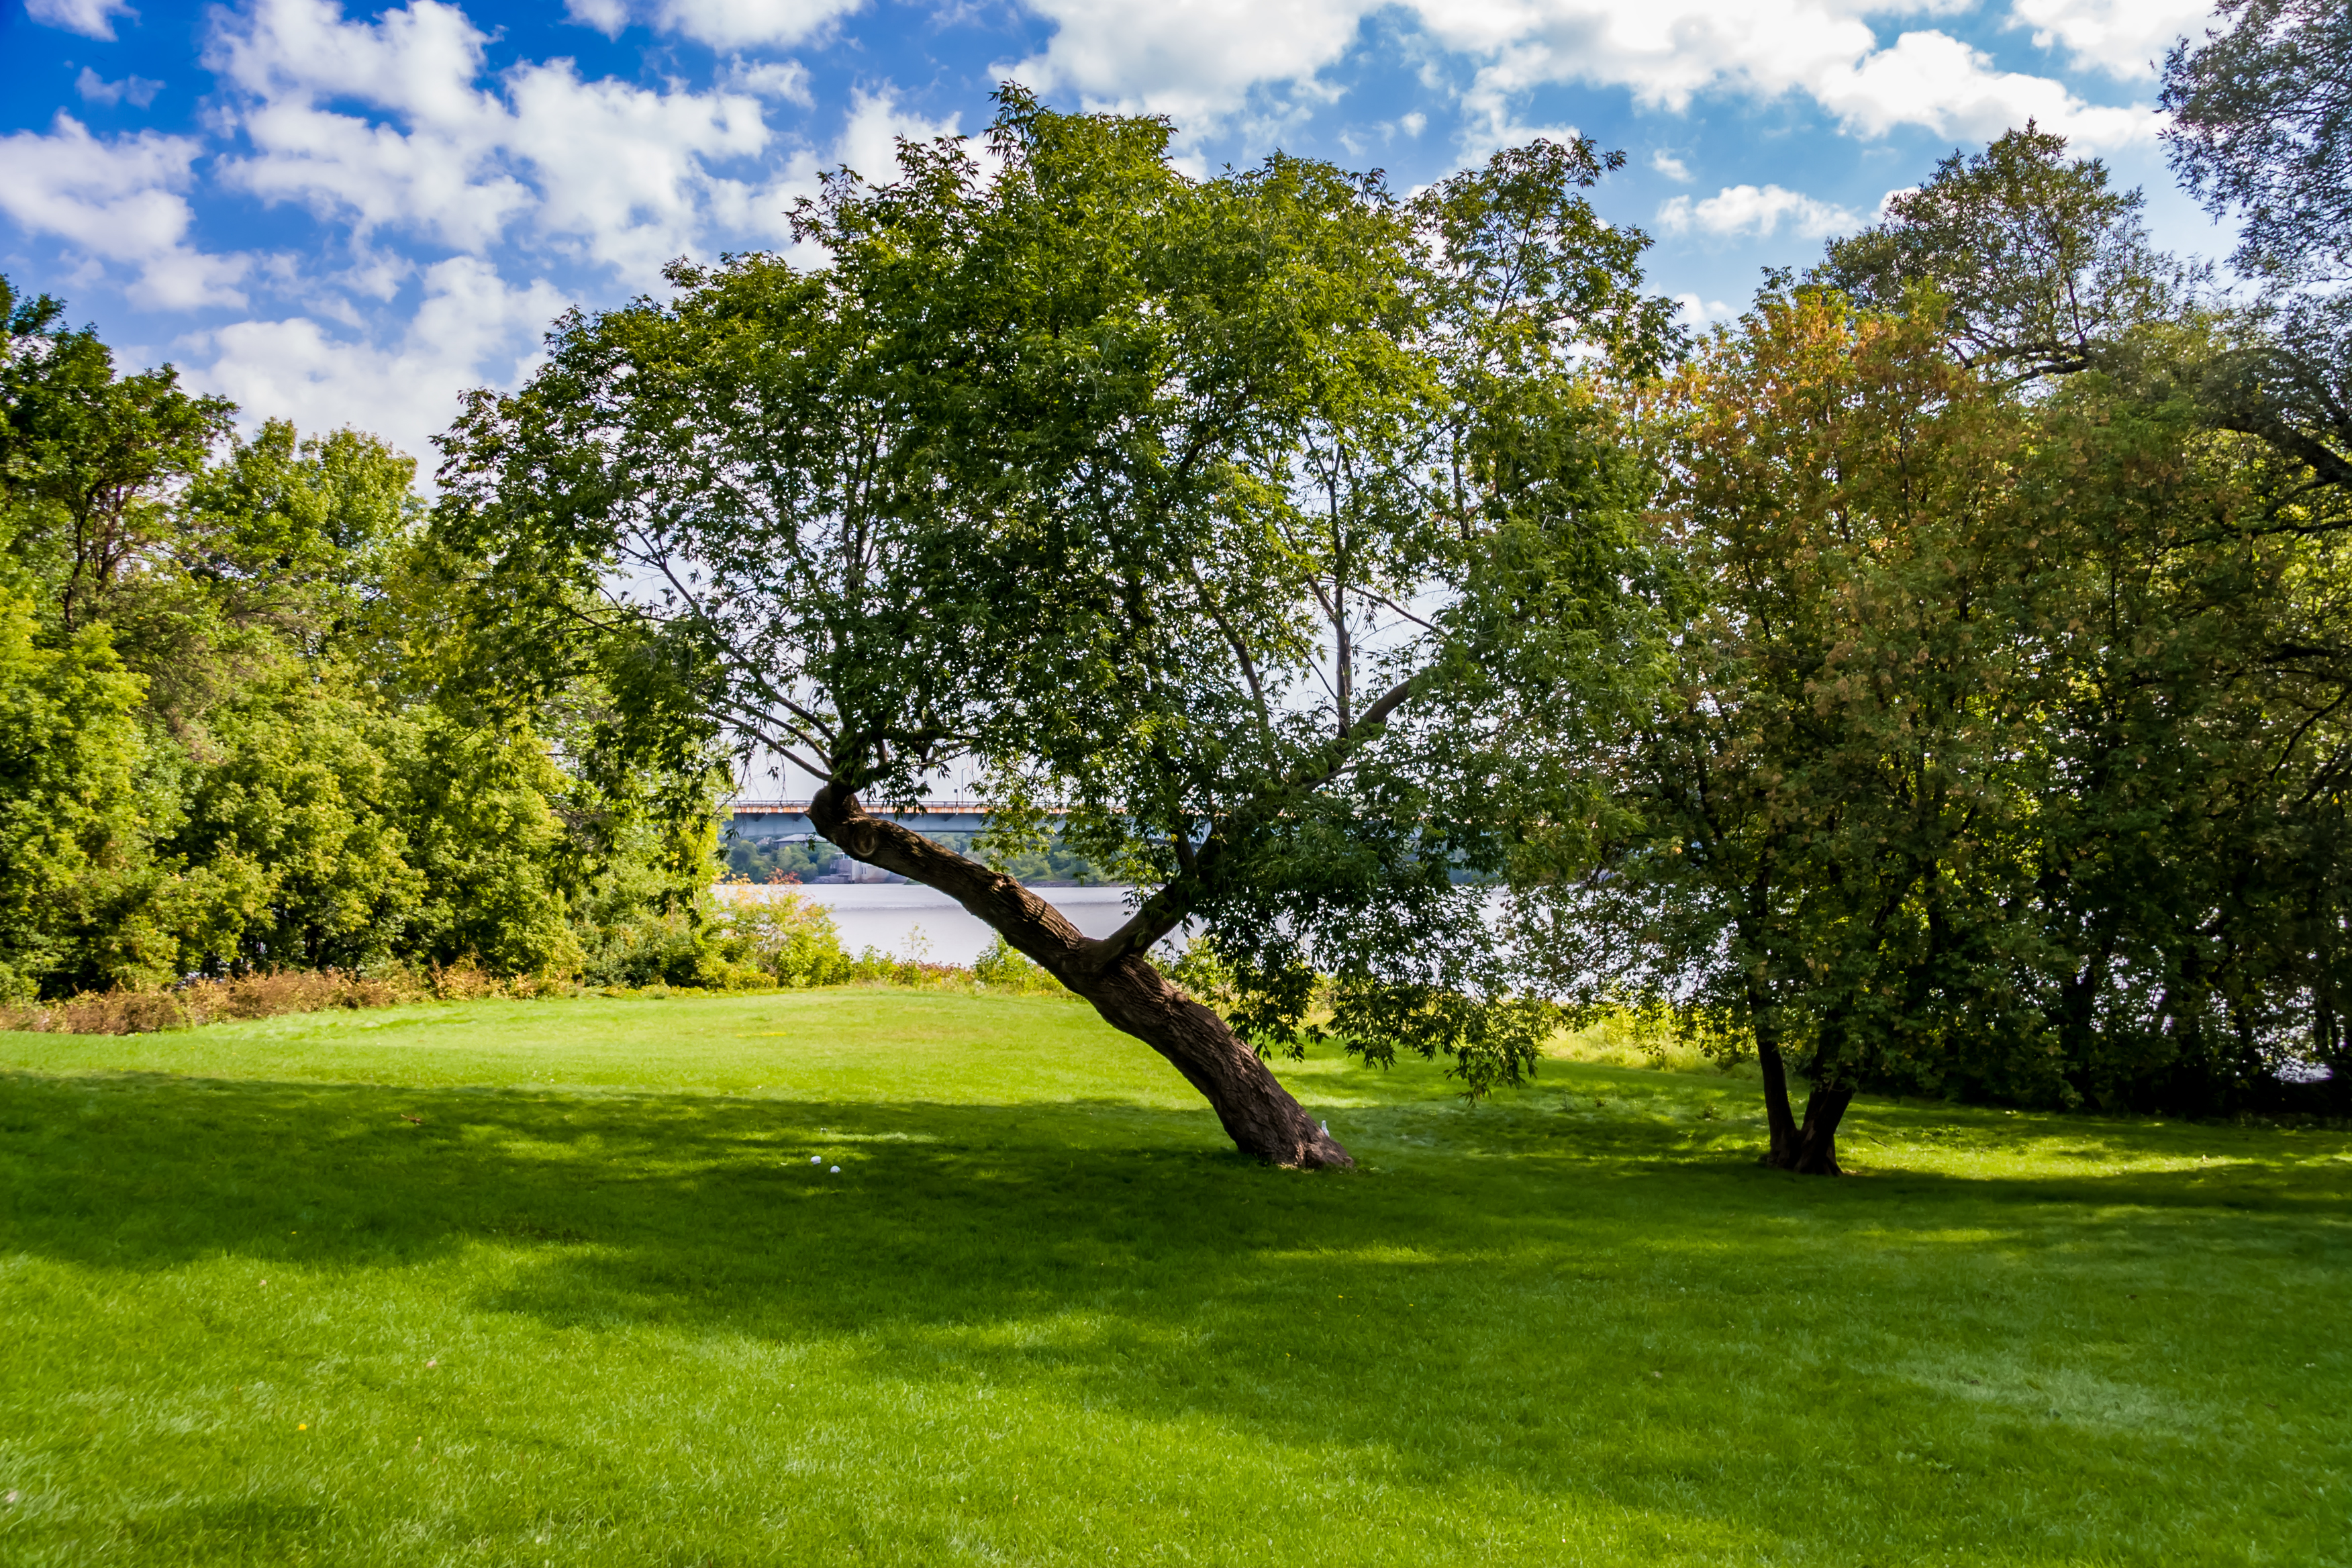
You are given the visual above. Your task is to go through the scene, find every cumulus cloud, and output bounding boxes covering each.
[722,56,813,103]
[1811,28,2156,143]
[705,86,973,250]
[997,0,1368,129]
[1674,291,1734,331]
[2008,0,2212,80]
[997,0,2163,152]
[205,0,773,269]
[1651,150,1693,182]
[76,67,165,107]
[566,0,863,48]
[189,256,569,467]
[1658,183,1858,239]
[0,113,249,309]
[830,85,962,182]
[1446,1,2161,152]
[28,0,136,40]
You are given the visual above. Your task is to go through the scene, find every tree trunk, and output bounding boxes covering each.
[1748,986,1801,1169]
[1751,993,1848,1176]
[1790,1082,1853,1175]
[806,787,1353,1169]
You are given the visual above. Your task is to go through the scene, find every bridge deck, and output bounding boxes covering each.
[728,801,1057,838]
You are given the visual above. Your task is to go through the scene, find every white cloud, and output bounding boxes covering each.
[1442,3,2162,152]
[997,0,1368,129]
[185,77,967,462]
[1651,150,1692,182]
[1673,291,1734,330]
[1658,183,1857,239]
[564,0,632,30]
[205,0,775,268]
[2008,0,2211,80]
[28,0,136,40]
[501,61,770,272]
[996,0,2163,153]
[1812,27,2158,144]
[722,56,813,103]
[76,66,165,107]
[704,87,971,250]
[0,113,249,309]
[188,256,568,466]
[830,85,962,183]
[567,0,863,48]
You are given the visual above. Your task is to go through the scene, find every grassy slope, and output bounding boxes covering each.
[0,991,2345,1567]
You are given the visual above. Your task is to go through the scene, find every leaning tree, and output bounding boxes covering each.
[434,89,1675,1166]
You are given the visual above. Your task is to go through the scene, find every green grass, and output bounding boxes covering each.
[1,990,2346,1566]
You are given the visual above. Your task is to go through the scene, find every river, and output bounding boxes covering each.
[729,882,1141,967]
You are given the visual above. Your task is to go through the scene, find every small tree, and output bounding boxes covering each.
[434,91,1674,1165]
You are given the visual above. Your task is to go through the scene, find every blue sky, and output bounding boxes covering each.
[3,0,2233,467]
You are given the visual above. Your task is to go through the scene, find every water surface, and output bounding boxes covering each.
[734,883,1138,967]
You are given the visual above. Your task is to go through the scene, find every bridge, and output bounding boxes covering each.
[728,799,1061,842]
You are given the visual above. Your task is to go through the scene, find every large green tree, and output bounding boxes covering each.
[1520,127,2352,1163]
[436,91,1673,1165]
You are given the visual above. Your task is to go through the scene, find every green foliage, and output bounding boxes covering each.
[0,599,148,997]
[971,933,1064,994]
[722,834,835,884]
[707,892,856,989]
[1814,125,2184,373]
[2164,0,2352,284]
[0,275,732,998]
[0,279,235,636]
[434,91,1669,1095]
[1525,148,2352,1128]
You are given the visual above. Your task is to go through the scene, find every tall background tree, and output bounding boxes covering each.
[1514,125,2352,1169]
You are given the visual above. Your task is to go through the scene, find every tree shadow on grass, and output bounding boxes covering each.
[3,1065,2346,1527]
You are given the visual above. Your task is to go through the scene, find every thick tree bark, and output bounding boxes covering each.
[1748,983,1802,1169]
[1751,993,1850,1175]
[1789,1083,1853,1175]
[806,787,1354,1169]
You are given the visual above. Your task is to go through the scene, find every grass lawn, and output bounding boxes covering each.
[1,989,2346,1566]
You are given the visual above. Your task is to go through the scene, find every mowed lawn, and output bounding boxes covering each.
[0,992,2345,1567]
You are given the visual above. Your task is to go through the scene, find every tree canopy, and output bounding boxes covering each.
[434,89,1677,1165]
[0,275,749,1000]
[1513,121,2352,1171]
[9,72,2348,1178]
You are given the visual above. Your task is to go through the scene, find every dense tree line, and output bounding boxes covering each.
[0,280,740,997]
[10,3,2349,1171]
[426,69,2351,1167]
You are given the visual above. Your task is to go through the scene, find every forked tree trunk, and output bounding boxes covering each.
[1789,1083,1853,1175]
[806,788,1353,1169]
[1755,1026,1851,1176]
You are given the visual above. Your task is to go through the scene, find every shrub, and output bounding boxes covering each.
[972,936,1065,995]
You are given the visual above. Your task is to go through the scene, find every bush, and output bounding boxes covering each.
[972,936,1065,995]
[0,967,419,1034]
[714,891,854,987]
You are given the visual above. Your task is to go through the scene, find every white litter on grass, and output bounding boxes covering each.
[811,1156,822,1165]
[1320,1121,1328,1133]
[830,1165,841,1174]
